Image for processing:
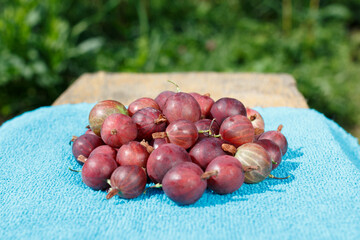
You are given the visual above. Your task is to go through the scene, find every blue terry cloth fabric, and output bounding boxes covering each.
[0,103,359,240]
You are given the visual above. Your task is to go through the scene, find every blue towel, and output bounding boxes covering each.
[0,103,359,239]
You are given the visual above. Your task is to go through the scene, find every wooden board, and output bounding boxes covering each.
[52,72,309,108]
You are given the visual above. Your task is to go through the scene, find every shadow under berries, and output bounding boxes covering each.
[236,147,303,198]
[103,147,305,207]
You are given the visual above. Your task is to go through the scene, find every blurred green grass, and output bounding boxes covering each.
[0,0,359,139]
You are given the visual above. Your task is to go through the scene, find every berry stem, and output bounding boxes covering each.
[254,128,265,135]
[198,130,210,134]
[68,167,81,172]
[272,160,278,165]
[143,183,162,194]
[152,132,168,139]
[221,143,237,155]
[201,170,218,180]
[198,129,210,137]
[203,93,211,97]
[140,140,154,153]
[77,155,87,164]
[69,136,78,144]
[152,183,162,188]
[277,124,283,132]
[106,188,119,200]
[268,174,290,179]
[208,118,216,136]
[249,114,257,121]
[167,80,181,92]
[154,114,167,124]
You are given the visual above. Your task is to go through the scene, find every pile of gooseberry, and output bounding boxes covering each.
[70,82,289,205]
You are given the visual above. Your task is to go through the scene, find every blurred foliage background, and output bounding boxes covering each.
[0,0,359,138]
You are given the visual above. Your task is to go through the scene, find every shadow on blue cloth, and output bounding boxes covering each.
[140,147,304,207]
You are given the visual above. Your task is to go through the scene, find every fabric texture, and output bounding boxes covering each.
[0,103,359,239]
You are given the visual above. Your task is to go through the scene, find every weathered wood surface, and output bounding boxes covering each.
[52,72,309,108]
